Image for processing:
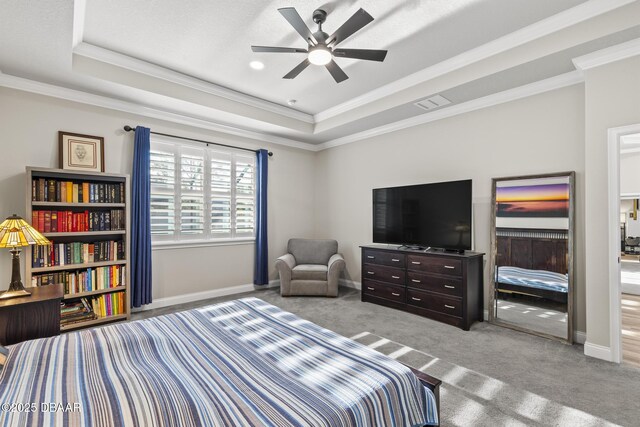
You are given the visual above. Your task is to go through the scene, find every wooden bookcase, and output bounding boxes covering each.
[25,167,131,331]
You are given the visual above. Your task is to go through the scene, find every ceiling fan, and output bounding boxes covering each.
[251,7,387,83]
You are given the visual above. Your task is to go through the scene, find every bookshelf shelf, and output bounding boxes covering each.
[64,285,126,300]
[32,260,127,273]
[32,202,126,208]
[61,314,128,331]
[42,230,126,238]
[26,166,131,332]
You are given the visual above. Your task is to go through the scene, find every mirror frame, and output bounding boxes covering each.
[488,171,575,344]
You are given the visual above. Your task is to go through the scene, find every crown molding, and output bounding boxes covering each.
[73,42,314,124]
[313,0,635,124]
[0,72,317,152]
[72,0,86,47]
[572,37,640,71]
[317,71,584,151]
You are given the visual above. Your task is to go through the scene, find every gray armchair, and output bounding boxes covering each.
[276,239,345,297]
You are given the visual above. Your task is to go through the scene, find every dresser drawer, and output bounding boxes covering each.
[362,264,405,285]
[407,289,462,317]
[362,280,406,303]
[407,255,462,276]
[363,250,406,268]
[406,271,462,297]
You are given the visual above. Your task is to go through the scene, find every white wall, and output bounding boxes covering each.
[0,87,316,301]
[620,151,640,195]
[314,84,587,333]
[584,55,640,350]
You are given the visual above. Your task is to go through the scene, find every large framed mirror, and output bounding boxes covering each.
[489,172,575,343]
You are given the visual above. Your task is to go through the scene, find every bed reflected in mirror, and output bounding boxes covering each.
[489,172,574,342]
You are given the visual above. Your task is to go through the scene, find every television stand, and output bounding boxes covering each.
[360,244,485,330]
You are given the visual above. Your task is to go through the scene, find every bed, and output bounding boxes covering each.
[495,228,569,304]
[495,266,568,303]
[0,297,439,426]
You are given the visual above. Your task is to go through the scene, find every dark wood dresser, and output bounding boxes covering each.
[361,245,484,330]
[0,284,63,345]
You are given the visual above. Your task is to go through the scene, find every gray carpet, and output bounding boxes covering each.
[496,299,568,339]
[133,287,640,426]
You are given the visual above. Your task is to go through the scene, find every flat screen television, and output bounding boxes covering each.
[372,179,472,251]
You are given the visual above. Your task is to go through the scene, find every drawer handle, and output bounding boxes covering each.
[444,285,455,289]
[444,304,455,309]
[367,287,375,291]
[367,256,375,259]
[444,265,455,269]
[411,261,421,265]
[411,279,421,283]
[391,292,400,296]
[392,275,400,279]
[391,259,400,262]
[367,271,375,275]
[411,297,422,302]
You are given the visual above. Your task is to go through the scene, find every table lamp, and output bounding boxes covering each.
[0,214,50,299]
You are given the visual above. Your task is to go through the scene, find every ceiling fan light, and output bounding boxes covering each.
[308,46,332,66]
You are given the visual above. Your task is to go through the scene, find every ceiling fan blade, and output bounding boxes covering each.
[325,60,348,83]
[333,48,387,62]
[326,8,374,47]
[283,59,311,79]
[278,7,317,45]
[252,46,308,53]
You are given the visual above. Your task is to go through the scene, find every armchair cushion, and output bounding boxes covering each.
[292,264,328,281]
[288,239,338,265]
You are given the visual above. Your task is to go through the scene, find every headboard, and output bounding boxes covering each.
[496,228,568,274]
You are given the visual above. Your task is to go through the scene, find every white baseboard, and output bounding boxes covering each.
[133,280,279,312]
[584,341,613,361]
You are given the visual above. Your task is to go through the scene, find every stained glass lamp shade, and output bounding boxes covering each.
[0,215,50,299]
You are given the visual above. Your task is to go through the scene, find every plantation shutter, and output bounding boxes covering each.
[235,155,256,236]
[179,147,205,235]
[150,143,176,236]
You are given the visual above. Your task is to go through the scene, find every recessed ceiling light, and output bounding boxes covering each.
[249,61,265,70]
[287,99,297,106]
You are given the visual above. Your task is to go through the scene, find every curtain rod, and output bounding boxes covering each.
[123,126,273,157]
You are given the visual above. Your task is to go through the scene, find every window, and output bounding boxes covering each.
[150,138,256,245]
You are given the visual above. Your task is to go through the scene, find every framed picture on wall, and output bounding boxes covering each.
[58,131,105,172]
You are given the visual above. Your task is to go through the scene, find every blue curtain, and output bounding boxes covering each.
[254,149,269,286]
[131,126,153,307]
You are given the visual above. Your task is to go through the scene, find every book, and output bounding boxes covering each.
[66,182,72,202]
[82,183,89,203]
[50,212,58,232]
[47,180,55,202]
[72,184,79,203]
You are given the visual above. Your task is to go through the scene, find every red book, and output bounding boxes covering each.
[72,213,77,232]
[44,211,51,233]
[67,211,72,232]
[59,211,66,232]
[32,211,39,231]
[38,211,45,232]
[50,211,58,232]
[84,211,89,232]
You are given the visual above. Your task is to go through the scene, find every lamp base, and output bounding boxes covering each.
[0,247,31,300]
[0,288,31,300]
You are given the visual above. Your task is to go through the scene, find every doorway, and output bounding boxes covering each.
[615,131,640,366]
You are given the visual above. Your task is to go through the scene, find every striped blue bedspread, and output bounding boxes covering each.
[0,297,437,426]
[497,266,568,293]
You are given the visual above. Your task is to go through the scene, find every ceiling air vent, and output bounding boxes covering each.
[414,94,451,111]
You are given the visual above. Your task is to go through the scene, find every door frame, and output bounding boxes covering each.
[607,124,640,364]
